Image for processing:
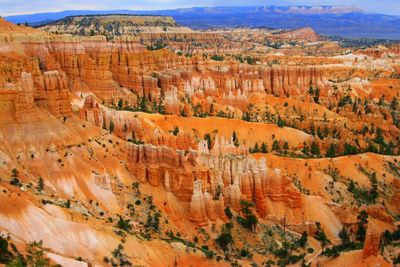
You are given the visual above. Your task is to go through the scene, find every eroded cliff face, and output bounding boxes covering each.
[0,17,399,267]
[0,17,330,107]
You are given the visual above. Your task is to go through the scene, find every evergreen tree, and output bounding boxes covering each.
[391,97,399,110]
[374,127,385,146]
[314,87,320,103]
[310,141,320,156]
[216,223,234,254]
[339,228,350,247]
[314,222,330,251]
[139,97,147,112]
[298,231,308,248]
[277,115,285,127]
[261,142,268,153]
[26,241,52,267]
[356,211,368,242]
[272,140,280,153]
[253,143,260,153]
[283,141,289,155]
[232,131,239,147]
[109,120,115,134]
[237,200,258,232]
[204,133,212,150]
[37,177,44,192]
[117,99,123,109]
[326,143,337,158]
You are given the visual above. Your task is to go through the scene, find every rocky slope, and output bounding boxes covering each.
[0,17,399,267]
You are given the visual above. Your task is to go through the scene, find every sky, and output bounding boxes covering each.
[1,0,400,16]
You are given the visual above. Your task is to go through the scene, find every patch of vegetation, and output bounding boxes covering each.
[0,236,13,264]
[386,160,400,178]
[215,223,234,255]
[273,241,305,267]
[145,212,161,232]
[224,207,233,219]
[314,222,330,251]
[327,36,399,48]
[26,240,56,267]
[147,40,167,51]
[116,216,132,233]
[9,169,21,187]
[347,170,378,205]
[109,243,132,266]
[236,200,258,232]
[37,177,44,192]
[322,212,368,258]
[210,55,224,61]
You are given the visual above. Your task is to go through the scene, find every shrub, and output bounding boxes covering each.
[210,55,224,61]
[64,200,71,208]
[239,248,251,258]
[145,212,161,232]
[109,121,115,134]
[356,211,368,242]
[10,169,21,187]
[0,236,13,264]
[224,207,233,219]
[172,126,179,136]
[116,216,132,232]
[314,222,330,251]
[26,241,51,267]
[37,177,44,191]
[297,231,308,248]
[216,225,234,253]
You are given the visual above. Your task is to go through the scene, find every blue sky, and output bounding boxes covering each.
[1,0,399,16]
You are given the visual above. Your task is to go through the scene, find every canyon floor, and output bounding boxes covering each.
[0,15,399,266]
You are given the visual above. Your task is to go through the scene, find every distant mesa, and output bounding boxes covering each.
[271,5,364,15]
[39,15,193,36]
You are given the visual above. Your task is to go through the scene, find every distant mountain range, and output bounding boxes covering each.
[5,6,400,40]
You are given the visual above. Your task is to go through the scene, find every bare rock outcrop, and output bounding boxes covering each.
[362,222,382,258]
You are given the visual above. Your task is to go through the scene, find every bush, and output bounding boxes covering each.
[64,200,71,208]
[37,177,44,191]
[26,241,51,267]
[261,142,268,153]
[347,180,377,205]
[172,126,179,136]
[9,169,21,187]
[297,231,308,248]
[216,231,233,253]
[216,223,234,253]
[145,212,161,232]
[356,211,368,242]
[239,248,251,258]
[224,207,233,219]
[210,55,224,61]
[0,236,13,264]
[314,222,330,250]
[116,216,132,232]
[201,246,215,259]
